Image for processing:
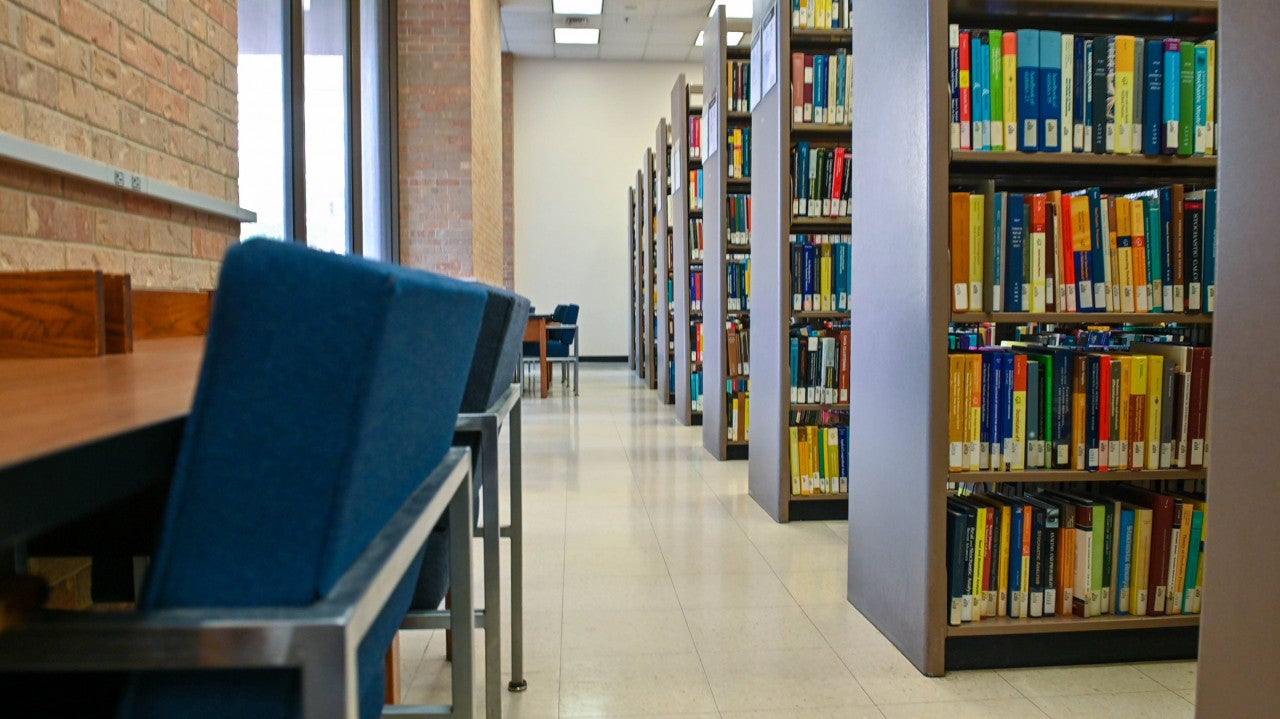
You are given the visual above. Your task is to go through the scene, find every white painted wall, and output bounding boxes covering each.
[513,59,702,357]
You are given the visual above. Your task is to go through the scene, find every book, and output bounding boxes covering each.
[1040,31,1062,152]
[1017,29,1040,151]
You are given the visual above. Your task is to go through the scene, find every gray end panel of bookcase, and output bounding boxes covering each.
[847,0,949,676]
[701,8,731,460]
[747,0,790,521]
[628,187,636,370]
[657,118,675,404]
[635,170,645,379]
[672,77,695,424]
[644,148,657,387]
[1196,3,1280,716]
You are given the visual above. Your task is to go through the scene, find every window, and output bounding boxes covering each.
[236,0,397,260]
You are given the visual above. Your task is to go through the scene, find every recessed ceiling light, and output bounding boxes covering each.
[708,0,752,19]
[727,31,744,45]
[553,0,603,14]
[695,30,705,47]
[554,27,600,44]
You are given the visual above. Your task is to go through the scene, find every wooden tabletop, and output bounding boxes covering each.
[0,337,203,472]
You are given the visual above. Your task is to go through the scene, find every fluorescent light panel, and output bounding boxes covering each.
[708,0,752,19]
[695,30,744,47]
[552,0,603,14]
[554,27,600,44]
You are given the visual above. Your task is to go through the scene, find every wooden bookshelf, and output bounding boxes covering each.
[656,118,676,405]
[701,7,751,461]
[672,76,705,426]
[747,0,852,521]
[848,0,1217,676]
[643,147,659,390]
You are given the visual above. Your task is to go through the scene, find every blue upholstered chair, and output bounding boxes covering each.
[545,304,579,395]
[0,239,488,719]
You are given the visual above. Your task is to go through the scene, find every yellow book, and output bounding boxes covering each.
[1204,40,1216,154]
[1115,36,1136,154]
[949,355,966,471]
[1069,196,1092,313]
[997,503,1011,617]
[798,427,812,495]
[1145,355,1163,470]
[973,505,988,618]
[1129,356,1148,470]
[1117,356,1131,464]
[1115,197,1135,313]
[1131,506,1152,615]
[1168,501,1194,616]
[1002,41,1018,152]
[825,427,840,493]
[789,426,801,495]
[968,194,985,312]
[820,244,833,311]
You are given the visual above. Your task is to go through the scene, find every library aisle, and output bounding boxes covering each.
[400,365,1196,718]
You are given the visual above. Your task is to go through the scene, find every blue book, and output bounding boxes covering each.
[980,354,994,469]
[1194,44,1209,154]
[837,53,848,123]
[1039,31,1063,152]
[1117,508,1135,615]
[1007,496,1025,616]
[1000,352,1015,469]
[837,426,849,491]
[1143,39,1164,155]
[1183,510,1204,612]
[1006,193,1026,310]
[789,338,800,394]
[1074,37,1088,151]
[1016,29,1041,151]
[802,244,816,308]
[814,55,826,123]
[1205,188,1217,312]
[1084,39,1096,151]
[1162,39,1182,153]
[950,31,960,148]
[1146,198,1164,312]
[972,35,987,151]
[1158,186,1175,310]
[990,351,1006,469]
[1086,187,1107,311]
[980,37,992,150]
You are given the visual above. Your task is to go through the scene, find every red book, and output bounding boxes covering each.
[830,147,846,217]
[1097,353,1112,470]
[959,31,972,151]
[838,329,851,402]
[1189,346,1212,469]
[803,55,815,123]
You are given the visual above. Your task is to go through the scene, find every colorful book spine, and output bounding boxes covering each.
[1017,29,1040,152]
[1039,31,1062,152]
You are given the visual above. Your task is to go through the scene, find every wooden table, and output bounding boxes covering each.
[0,337,203,551]
[523,315,551,398]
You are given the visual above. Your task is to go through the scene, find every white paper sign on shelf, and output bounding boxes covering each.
[673,145,682,190]
[761,7,778,97]
[706,97,720,158]
[750,34,763,112]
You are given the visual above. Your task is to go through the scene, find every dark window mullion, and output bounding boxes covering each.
[284,0,307,244]
[346,0,363,256]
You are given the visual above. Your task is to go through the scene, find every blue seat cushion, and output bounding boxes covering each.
[119,239,486,719]
[546,340,572,358]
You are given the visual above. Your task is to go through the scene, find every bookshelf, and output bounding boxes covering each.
[633,171,646,380]
[643,147,659,390]
[848,0,1217,675]
[628,186,637,372]
[656,119,676,405]
[747,0,853,521]
[672,76,705,426]
[701,7,751,461]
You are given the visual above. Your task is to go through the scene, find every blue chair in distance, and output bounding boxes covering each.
[0,239,488,719]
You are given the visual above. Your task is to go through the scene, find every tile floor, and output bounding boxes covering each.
[400,363,1197,718]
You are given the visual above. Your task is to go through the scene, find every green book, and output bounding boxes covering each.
[990,30,1004,151]
[1178,42,1195,156]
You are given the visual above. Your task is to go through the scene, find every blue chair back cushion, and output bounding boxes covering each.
[546,303,578,345]
[461,286,530,413]
[119,239,485,719]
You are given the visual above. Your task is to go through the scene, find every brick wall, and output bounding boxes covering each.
[501,51,513,290]
[0,0,240,289]
[397,0,504,285]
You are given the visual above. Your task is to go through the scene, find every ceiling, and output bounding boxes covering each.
[500,0,752,62]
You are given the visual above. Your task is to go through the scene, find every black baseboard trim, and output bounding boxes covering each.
[583,356,628,363]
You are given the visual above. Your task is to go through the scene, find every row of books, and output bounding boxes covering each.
[789,424,849,496]
[690,370,704,412]
[790,143,852,219]
[727,60,751,114]
[949,182,1218,315]
[728,380,750,443]
[727,193,752,247]
[727,126,752,179]
[791,0,850,31]
[726,320,750,377]
[689,270,703,312]
[689,114,705,161]
[689,217,704,261]
[728,257,751,312]
[790,234,851,313]
[947,484,1205,625]
[789,51,851,126]
[948,26,1218,156]
[947,341,1212,473]
[688,169,704,212]
[790,324,850,405]
[690,321,704,363]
